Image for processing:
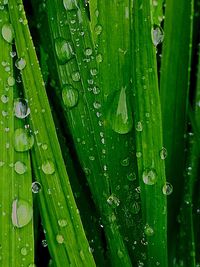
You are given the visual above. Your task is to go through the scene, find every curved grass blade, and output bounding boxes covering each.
[44,0,132,265]
[160,0,194,262]
[131,0,168,266]
[0,6,34,266]
[8,1,96,266]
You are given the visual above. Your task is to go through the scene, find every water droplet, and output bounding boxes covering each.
[120,157,130,167]
[7,76,15,86]
[56,234,64,244]
[107,194,120,208]
[12,199,33,228]
[84,48,92,56]
[144,224,154,236]
[96,53,103,63]
[20,247,28,256]
[136,151,142,158]
[14,128,34,152]
[151,25,164,46]
[93,86,100,95]
[130,202,140,214]
[58,219,67,227]
[42,160,55,175]
[28,264,36,267]
[15,58,26,70]
[31,182,41,193]
[162,182,173,195]
[14,161,27,174]
[93,101,101,109]
[63,0,78,10]
[14,98,30,119]
[107,87,133,134]
[1,23,14,43]
[71,71,81,82]
[159,147,167,159]
[80,250,85,261]
[127,172,136,181]
[90,68,98,76]
[42,240,48,247]
[1,95,9,103]
[117,250,124,259]
[94,24,102,35]
[55,37,74,64]
[142,168,157,185]
[136,121,143,132]
[62,85,79,108]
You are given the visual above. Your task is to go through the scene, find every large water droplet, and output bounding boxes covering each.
[12,199,33,228]
[42,160,55,175]
[62,85,79,108]
[151,25,164,46]
[107,87,133,134]
[14,128,34,152]
[15,58,26,70]
[144,224,154,236]
[31,181,41,193]
[162,182,173,195]
[142,168,157,185]
[14,161,27,174]
[55,37,74,64]
[63,0,78,10]
[2,23,14,43]
[107,194,120,208]
[14,98,30,119]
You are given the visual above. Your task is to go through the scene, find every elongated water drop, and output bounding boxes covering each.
[151,25,164,46]
[55,37,74,64]
[63,0,78,10]
[159,147,167,160]
[162,182,173,195]
[14,98,30,119]
[62,85,79,108]
[12,199,33,228]
[15,58,26,70]
[14,128,34,152]
[2,23,14,43]
[107,87,133,134]
[142,168,157,185]
[42,160,55,175]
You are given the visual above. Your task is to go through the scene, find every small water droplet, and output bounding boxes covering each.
[94,24,102,35]
[15,58,26,70]
[107,87,133,134]
[90,68,98,76]
[41,143,48,150]
[1,95,9,103]
[120,157,130,167]
[71,71,81,82]
[31,182,41,193]
[42,160,55,175]
[127,172,136,181]
[159,147,167,159]
[14,98,30,119]
[55,37,74,64]
[14,128,34,152]
[62,85,79,108]
[144,224,154,236]
[162,182,173,195]
[151,25,164,46]
[42,240,48,247]
[14,161,27,174]
[1,23,14,43]
[93,86,100,95]
[130,202,140,214]
[84,48,92,56]
[12,199,33,228]
[56,234,64,244]
[80,250,85,261]
[142,168,157,185]
[28,264,36,267]
[136,121,143,132]
[93,101,101,109]
[63,0,78,10]
[117,250,124,259]
[96,53,103,63]
[107,194,120,208]
[58,219,67,227]
[7,76,15,86]
[20,247,28,256]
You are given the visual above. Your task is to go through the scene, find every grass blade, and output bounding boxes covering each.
[0,5,34,266]
[131,0,168,266]
[160,0,194,262]
[8,0,96,266]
